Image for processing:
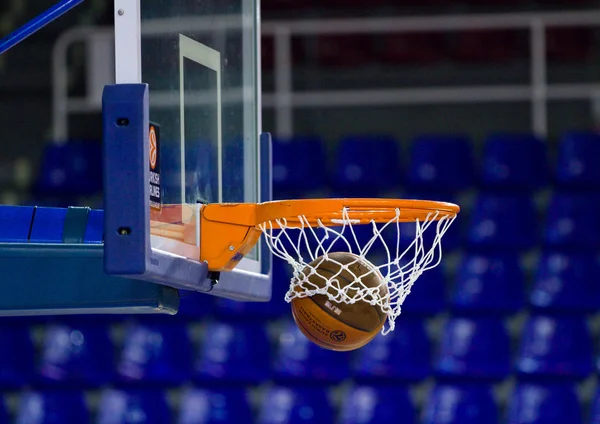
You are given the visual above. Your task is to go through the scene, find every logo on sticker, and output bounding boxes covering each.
[149,123,161,211]
[330,330,346,342]
[149,126,158,170]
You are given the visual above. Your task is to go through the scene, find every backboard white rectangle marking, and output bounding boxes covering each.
[179,34,223,219]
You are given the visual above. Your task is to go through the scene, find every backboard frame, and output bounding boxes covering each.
[104,0,272,301]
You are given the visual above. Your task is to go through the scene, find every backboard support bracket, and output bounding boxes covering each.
[102,83,272,301]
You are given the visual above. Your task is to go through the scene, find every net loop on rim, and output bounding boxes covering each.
[259,204,457,335]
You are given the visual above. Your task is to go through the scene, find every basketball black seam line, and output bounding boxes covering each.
[306,265,383,332]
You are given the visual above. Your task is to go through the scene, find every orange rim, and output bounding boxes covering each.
[150,198,460,271]
[201,198,460,228]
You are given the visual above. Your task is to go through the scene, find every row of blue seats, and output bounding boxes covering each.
[2,383,597,424]
[0,315,597,388]
[273,131,600,195]
[208,249,600,320]
[407,191,600,252]
[34,131,600,198]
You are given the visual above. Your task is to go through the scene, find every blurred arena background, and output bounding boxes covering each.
[2,0,600,423]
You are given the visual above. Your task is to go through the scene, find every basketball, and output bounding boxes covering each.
[290,252,388,351]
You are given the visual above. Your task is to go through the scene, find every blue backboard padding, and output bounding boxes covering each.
[29,207,67,243]
[0,206,34,242]
[85,210,104,244]
[0,244,178,315]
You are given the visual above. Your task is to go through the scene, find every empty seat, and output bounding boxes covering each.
[272,137,327,197]
[556,132,600,189]
[214,259,290,320]
[408,135,474,192]
[339,386,416,424]
[332,135,401,196]
[399,192,461,253]
[544,192,600,250]
[516,315,592,380]
[467,193,537,251]
[117,322,192,386]
[481,133,548,191]
[399,259,447,316]
[178,388,252,424]
[451,253,524,315]
[422,384,498,424]
[0,397,6,423]
[257,386,333,424]
[434,317,511,381]
[0,325,35,388]
[530,252,600,313]
[506,383,582,424]
[272,321,351,383]
[35,140,103,197]
[353,318,431,383]
[194,322,270,384]
[588,387,600,424]
[38,323,114,387]
[177,291,215,321]
[97,389,170,424]
[15,391,89,424]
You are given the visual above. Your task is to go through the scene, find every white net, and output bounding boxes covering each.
[259,207,456,334]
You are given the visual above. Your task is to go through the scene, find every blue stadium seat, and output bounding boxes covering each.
[38,323,114,387]
[506,384,582,424]
[273,321,351,383]
[422,384,498,424]
[178,388,252,424]
[15,391,89,424]
[273,136,327,197]
[35,140,103,196]
[0,397,6,423]
[177,291,215,321]
[117,322,192,386]
[399,260,447,316]
[434,317,511,381]
[353,318,430,383]
[339,386,416,424]
[530,252,600,313]
[194,322,270,384]
[467,193,537,251]
[516,315,592,380]
[398,218,461,256]
[214,259,290,320]
[0,325,35,388]
[257,386,334,424]
[481,133,548,191]
[588,387,600,424]
[451,253,524,315]
[408,135,474,192]
[97,389,170,424]
[332,135,401,196]
[544,192,600,250]
[556,131,600,189]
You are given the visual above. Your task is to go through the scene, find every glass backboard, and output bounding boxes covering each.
[112,0,269,289]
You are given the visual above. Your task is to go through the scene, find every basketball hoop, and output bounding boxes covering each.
[151,198,459,334]
[257,199,458,334]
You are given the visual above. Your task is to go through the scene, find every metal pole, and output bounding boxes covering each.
[0,0,85,56]
[531,18,548,137]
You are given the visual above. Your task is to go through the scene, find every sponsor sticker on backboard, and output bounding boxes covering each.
[149,124,161,211]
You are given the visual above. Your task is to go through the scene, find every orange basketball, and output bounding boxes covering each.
[290,252,388,351]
